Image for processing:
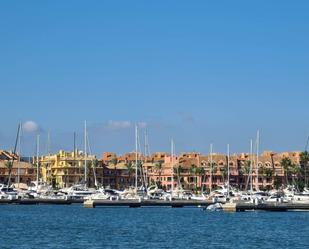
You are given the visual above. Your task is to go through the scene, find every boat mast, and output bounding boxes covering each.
[86,131,97,188]
[255,130,260,191]
[144,129,147,159]
[47,130,51,156]
[143,129,149,188]
[144,128,151,157]
[171,139,174,193]
[250,139,253,194]
[17,122,22,187]
[47,130,51,185]
[36,134,40,190]
[227,144,230,198]
[7,124,21,188]
[136,128,145,189]
[84,120,87,186]
[209,144,213,192]
[73,131,76,169]
[135,125,138,191]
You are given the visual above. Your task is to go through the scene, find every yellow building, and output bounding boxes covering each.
[39,150,97,188]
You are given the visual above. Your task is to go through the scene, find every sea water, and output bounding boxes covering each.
[1,205,309,249]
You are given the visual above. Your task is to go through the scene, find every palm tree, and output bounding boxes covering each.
[190,164,198,191]
[175,164,183,188]
[220,165,228,184]
[154,161,163,187]
[109,158,118,189]
[281,157,292,186]
[196,167,205,191]
[125,161,134,186]
[258,165,268,189]
[208,162,217,190]
[258,166,273,191]
[137,161,147,188]
[5,161,13,186]
[270,153,276,189]
[300,151,309,187]
[290,163,301,187]
[86,161,93,186]
[240,160,251,190]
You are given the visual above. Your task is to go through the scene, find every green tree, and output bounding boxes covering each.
[240,160,251,190]
[190,164,198,191]
[136,161,146,188]
[220,165,228,183]
[5,161,13,186]
[154,161,163,187]
[300,151,309,187]
[258,165,273,189]
[208,162,217,190]
[175,164,183,188]
[196,166,205,191]
[281,157,293,186]
[290,163,301,187]
[85,161,94,186]
[125,161,134,186]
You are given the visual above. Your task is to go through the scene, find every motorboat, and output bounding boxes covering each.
[0,184,19,200]
[207,193,227,203]
[291,193,309,204]
[191,194,207,201]
[147,185,166,200]
[28,181,53,194]
[167,187,194,200]
[265,194,290,204]
[59,184,96,199]
[85,187,119,201]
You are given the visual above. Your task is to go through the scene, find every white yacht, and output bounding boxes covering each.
[28,181,52,193]
[60,184,96,199]
[147,185,166,200]
[291,193,309,203]
[85,187,119,201]
[0,184,19,200]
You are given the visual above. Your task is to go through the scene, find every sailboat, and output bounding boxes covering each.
[27,134,55,199]
[1,124,25,200]
[167,139,196,201]
[60,121,96,199]
[116,125,148,200]
[133,125,147,198]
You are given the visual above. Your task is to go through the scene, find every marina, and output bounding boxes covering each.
[1,123,309,213]
[2,1,309,248]
[1,197,309,212]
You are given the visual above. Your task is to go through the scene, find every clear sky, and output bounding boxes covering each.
[1,1,309,156]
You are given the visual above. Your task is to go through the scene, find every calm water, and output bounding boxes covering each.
[1,205,309,249]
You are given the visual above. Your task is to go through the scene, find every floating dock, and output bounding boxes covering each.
[0,198,214,207]
[236,202,309,212]
[84,199,215,208]
[0,199,83,205]
[1,198,309,212]
[85,200,309,211]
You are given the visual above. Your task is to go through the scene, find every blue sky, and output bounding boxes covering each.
[1,1,309,156]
